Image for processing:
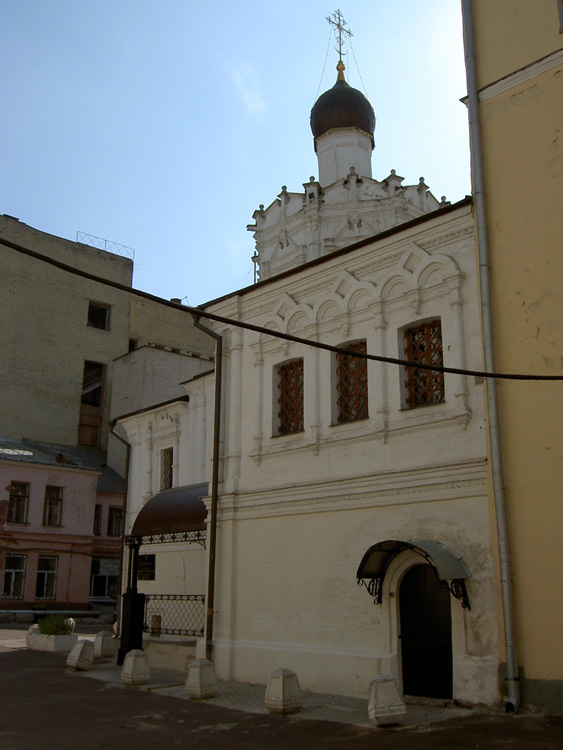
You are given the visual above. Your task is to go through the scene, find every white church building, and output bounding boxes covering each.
[116,56,501,706]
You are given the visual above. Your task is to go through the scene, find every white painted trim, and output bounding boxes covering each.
[479,48,563,101]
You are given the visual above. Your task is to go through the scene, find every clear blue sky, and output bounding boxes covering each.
[1,1,470,306]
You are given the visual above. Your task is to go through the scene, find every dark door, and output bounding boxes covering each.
[399,564,452,699]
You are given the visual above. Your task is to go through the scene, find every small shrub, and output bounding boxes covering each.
[37,614,74,636]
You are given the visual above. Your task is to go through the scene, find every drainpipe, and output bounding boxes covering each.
[461,0,520,713]
[191,315,222,662]
[110,422,132,635]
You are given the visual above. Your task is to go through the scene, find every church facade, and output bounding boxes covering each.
[117,59,501,705]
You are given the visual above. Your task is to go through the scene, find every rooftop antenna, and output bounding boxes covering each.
[326,9,352,67]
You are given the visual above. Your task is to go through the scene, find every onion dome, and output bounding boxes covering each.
[310,61,375,146]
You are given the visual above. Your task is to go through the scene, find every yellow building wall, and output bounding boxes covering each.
[469,0,563,705]
[472,1,562,85]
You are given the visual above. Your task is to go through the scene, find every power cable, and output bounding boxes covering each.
[2,237,562,381]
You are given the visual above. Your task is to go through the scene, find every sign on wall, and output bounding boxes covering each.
[138,554,156,581]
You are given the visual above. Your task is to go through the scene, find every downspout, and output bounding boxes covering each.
[191,315,222,662]
[110,422,132,635]
[461,0,520,713]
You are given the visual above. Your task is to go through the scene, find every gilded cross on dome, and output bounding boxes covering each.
[326,9,352,63]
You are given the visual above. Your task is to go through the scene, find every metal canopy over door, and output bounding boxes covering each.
[399,563,452,699]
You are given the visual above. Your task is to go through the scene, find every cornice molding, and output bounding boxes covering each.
[217,460,488,520]
[479,48,563,102]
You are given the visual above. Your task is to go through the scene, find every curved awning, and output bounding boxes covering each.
[131,483,209,538]
[356,539,471,609]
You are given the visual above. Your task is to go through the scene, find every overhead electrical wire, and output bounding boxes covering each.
[2,237,562,382]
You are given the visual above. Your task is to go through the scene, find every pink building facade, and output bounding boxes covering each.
[0,439,123,612]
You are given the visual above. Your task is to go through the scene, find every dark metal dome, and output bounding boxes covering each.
[310,64,375,145]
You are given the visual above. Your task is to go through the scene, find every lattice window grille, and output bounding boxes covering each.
[277,359,304,435]
[404,320,445,407]
[160,447,173,490]
[336,340,369,422]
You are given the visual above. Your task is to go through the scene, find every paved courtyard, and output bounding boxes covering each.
[1,626,562,749]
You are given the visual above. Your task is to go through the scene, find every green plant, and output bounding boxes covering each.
[37,614,73,635]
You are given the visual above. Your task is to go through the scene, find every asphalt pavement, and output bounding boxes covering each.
[1,626,562,749]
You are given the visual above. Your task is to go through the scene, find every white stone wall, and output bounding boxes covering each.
[204,201,500,703]
[120,202,500,705]
[249,171,444,280]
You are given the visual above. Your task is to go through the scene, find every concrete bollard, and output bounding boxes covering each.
[121,649,151,685]
[185,658,219,700]
[94,631,115,658]
[25,624,39,647]
[67,640,94,670]
[368,673,406,726]
[264,668,302,715]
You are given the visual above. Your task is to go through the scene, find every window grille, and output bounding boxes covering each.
[35,556,58,599]
[2,555,26,598]
[160,447,173,490]
[336,340,369,423]
[277,359,304,435]
[43,486,63,526]
[7,482,29,524]
[404,320,445,407]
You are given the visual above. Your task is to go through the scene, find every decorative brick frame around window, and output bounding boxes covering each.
[404,319,445,407]
[336,340,369,423]
[277,358,304,435]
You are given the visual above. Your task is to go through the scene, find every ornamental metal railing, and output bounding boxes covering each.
[126,530,206,548]
[143,594,205,637]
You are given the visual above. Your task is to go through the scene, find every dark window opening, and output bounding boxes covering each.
[128,339,138,352]
[93,504,102,535]
[90,557,119,598]
[404,320,445,408]
[87,302,110,330]
[7,482,29,524]
[79,361,105,447]
[43,486,63,526]
[336,340,369,423]
[277,358,304,435]
[2,554,26,598]
[107,506,123,537]
[35,556,57,599]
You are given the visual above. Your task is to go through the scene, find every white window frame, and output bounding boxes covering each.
[2,554,27,599]
[35,556,58,600]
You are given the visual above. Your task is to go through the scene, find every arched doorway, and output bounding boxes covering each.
[399,564,452,699]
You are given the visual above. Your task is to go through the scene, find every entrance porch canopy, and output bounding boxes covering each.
[356,539,471,609]
[129,482,209,547]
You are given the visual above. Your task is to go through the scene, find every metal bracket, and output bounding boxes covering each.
[357,576,383,605]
